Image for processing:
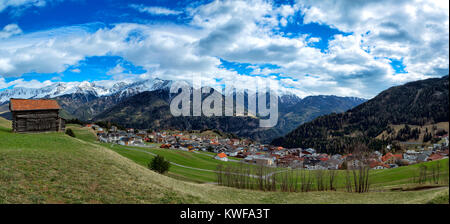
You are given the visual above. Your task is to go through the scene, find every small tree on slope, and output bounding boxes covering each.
[149,155,171,174]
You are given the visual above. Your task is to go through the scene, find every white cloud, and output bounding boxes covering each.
[0,0,44,11]
[297,0,449,84]
[106,64,125,76]
[0,77,9,89]
[0,0,448,99]
[51,76,62,81]
[16,79,53,88]
[0,25,99,77]
[130,4,182,16]
[192,0,304,65]
[307,37,320,43]
[0,77,53,89]
[0,24,22,39]
[70,68,80,73]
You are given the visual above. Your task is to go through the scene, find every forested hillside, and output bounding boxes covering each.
[272,75,449,153]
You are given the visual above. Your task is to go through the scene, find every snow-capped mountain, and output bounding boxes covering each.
[0,78,173,104]
[0,77,367,143]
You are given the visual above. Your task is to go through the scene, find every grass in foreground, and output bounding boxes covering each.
[67,125,243,183]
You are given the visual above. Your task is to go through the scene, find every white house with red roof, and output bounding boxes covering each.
[215,152,228,162]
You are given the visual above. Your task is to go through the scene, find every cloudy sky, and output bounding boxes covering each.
[0,0,448,98]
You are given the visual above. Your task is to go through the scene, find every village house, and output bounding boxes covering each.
[305,148,316,154]
[346,159,362,169]
[303,157,322,169]
[9,99,65,133]
[403,150,419,161]
[381,152,403,164]
[215,152,228,162]
[88,118,449,171]
[226,149,241,157]
[416,153,429,162]
[324,158,341,170]
[97,133,108,142]
[136,130,147,138]
[109,126,118,133]
[370,161,389,169]
[427,153,444,161]
[254,157,275,166]
[243,154,258,163]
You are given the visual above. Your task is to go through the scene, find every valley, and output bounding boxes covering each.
[0,117,448,204]
[0,75,449,204]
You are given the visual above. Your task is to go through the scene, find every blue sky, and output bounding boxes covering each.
[0,0,448,98]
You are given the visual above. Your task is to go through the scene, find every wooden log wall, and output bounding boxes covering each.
[12,110,65,133]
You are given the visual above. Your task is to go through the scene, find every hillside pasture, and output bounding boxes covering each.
[1,117,447,204]
[68,124,449,191]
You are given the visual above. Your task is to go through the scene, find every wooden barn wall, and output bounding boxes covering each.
[12,110,65,133]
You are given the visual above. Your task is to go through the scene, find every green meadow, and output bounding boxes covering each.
[0,119,448,204]
[68,124,449,191]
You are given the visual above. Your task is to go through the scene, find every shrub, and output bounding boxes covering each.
[149,155,171,174]
[65,128,75,138]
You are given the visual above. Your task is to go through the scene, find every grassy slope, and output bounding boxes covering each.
[0,118,448,204]
[105,144,219,183]
[71,124,449,198]
[0,122,200,203]
[0,116,11,127]
[67,125,98,142]
[68,124,244,183]
[0,104,9,113]
[69,124,449,188]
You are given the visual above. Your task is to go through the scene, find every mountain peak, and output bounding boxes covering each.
[0,78,175,104]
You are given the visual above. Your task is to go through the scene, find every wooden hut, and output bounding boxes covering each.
[9,99,65,133]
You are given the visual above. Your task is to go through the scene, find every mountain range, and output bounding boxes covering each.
[90,88,365,142]
[0,78,173,104]
[0,78,365,143]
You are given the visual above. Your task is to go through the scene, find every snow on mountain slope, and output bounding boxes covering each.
[0,78,173,103]
[0,77,366,107]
